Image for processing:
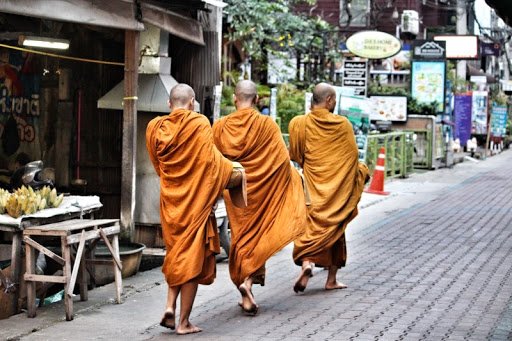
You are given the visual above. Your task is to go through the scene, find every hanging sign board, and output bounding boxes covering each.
[433,35,479,60]
[412,40,446,60]
[342,60,368,97]
[346,31,402,59]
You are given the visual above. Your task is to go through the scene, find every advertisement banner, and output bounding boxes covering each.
[490,104,508,137]
[453,94,472,146]
[0,48,41,161]
[411,61,446,113]
[369,96,407,121]
[471,91,488,135]
[339,95,370,162]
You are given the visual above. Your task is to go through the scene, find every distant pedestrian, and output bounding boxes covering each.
[289,82,369,293]
[146,83,245,334]
[213,80,307,314]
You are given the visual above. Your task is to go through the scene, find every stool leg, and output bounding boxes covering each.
[25,240,36,318]
[61,236,73,321]
[112,235,122,303]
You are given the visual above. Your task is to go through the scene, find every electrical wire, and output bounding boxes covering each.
[0,43,124,66]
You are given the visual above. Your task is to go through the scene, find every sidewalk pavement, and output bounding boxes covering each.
[1,151,512,340]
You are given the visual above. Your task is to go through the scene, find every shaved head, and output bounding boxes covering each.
[234,80,258,107]
[312,83,336,112]
[169,83,195,110]
[312,83,335,105]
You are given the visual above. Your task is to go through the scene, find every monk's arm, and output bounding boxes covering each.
[288,117,304,166]
[359,162,370,184]
[145,119,161,177]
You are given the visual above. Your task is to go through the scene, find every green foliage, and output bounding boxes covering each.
[446,62,470,93]
[407,98,439,116]
[276,83,305,133]
[490,90,508,106]
[224,0,331,62]
[368,82,408,97]
[220,82,306,132]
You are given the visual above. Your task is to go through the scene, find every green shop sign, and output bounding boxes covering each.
[346,31,402,59]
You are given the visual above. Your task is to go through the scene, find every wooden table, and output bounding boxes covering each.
[0,197,101,317]
[23,219,121,321]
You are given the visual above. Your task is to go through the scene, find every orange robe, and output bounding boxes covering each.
[146,109,233,287]
[289,108,369,268]
[213,108,306,286]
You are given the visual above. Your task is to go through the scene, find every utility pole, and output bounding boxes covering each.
[456,0,467,80]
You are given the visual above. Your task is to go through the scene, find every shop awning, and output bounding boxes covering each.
[0,0,205,45]
[0,0,144,31]
[467,64,497,84]
[141,2,204,46]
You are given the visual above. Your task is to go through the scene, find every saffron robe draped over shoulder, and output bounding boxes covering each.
[289,108,369,268]
[213,108,307,287]
[146,109,233,287]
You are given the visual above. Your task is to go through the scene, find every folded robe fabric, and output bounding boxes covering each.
[146,109,233,286]
[213,107,307,286]
[289,108,369,268]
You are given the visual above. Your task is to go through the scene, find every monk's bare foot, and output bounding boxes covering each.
[159,310,175,330]
[176,321,202,335]
[293,264,313,293]
[238,283,258,315]
[325,281,347,290]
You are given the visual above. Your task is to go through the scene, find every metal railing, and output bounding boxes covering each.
[366,132,415,179]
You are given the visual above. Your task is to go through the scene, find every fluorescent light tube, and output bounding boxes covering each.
[19,36,70,50]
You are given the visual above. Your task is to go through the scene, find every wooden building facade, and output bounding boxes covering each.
[0,0,225,239]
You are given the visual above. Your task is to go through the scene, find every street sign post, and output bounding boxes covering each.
[342,60,368,97]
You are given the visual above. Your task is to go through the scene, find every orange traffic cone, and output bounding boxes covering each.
[364,147,389,195]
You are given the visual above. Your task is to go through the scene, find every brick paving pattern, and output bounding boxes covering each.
[146,166,512,340]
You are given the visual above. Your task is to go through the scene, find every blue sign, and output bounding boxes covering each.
[454,94,472,146]
[491,104,508,137]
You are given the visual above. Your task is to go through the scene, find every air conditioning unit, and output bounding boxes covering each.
[401,10,419,35]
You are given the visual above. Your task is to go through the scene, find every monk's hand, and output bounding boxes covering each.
[227,169,243,188]
[365,174,371,185]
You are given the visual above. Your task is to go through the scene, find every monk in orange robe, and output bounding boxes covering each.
[289,83,369,293]
[146,84,244,334]
[213,80,306,314]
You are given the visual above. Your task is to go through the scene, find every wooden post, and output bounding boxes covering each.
[61,236,73,321]
[120,30,139,241]
[25,240,36,318]
[112,234,123,304]
[11,232,22,313]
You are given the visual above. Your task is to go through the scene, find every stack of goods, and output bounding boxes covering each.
[0,186,64,218]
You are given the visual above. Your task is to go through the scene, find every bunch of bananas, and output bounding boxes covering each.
[0,189,10,214]
[0,186,64,218]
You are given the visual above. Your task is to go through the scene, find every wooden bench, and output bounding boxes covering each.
[23,219,122,321]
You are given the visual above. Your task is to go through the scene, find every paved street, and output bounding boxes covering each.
[2,151,512,340]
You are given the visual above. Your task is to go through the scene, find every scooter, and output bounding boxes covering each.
[10,160,54,190]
